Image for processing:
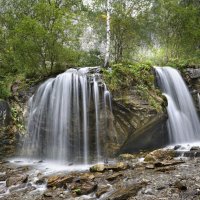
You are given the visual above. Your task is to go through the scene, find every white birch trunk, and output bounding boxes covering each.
[104,0,111,67]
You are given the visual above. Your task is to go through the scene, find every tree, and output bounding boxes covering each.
[0,0,83,75]
[104,0,111,67]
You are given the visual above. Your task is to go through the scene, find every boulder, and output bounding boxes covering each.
[144,149,175,162]
[119,114,169,154]
[90,164,105,172]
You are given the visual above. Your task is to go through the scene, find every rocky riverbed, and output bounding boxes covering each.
[0,148,200,200]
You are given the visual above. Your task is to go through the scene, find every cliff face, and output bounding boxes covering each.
[0,100,17,158]
[111,89,168,154]
[183,68,200,111]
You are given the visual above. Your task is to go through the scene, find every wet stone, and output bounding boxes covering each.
[106,172,123,182]
[47,175,74,188]
[107,182,147,200]
[70,181,98,196]
[174,145,182,150]
[96,185,110,198]
[174,180,187,191]
[6,174,28,187]
[0,174,7,181]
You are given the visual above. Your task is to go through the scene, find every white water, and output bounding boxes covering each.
[155,67,200,144]
[22,67,112,165]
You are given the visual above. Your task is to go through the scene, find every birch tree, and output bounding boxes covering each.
[104,0,111,67]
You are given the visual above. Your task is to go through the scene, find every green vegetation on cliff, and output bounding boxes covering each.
[103,63,163,111]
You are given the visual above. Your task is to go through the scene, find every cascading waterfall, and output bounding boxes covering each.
[155,67,200,144]
[22,67,112,164]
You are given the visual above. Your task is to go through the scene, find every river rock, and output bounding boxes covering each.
[6,174,28,187]
[107,182,147,200]
[190,146,200,151]
[0,174,7,181]
[106,172,123,181]
[119,154,136,161]
[144,149,175,162]
[90,164,105,172]
[90,162,129,173]
[174,145,182,150]
[70,180,98,196]
[106,162,129,172]
[96,185,110,198]
[47,175,74,188]
[174,180,187,190]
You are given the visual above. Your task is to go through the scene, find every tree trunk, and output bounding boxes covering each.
[104,0,111,68]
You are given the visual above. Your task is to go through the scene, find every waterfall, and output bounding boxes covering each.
[22,67,112,164]
[155,67,200,144]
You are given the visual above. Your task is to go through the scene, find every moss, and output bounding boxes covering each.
[103,62,163,111]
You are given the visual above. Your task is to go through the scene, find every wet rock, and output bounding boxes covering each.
[96,185,110,198]
[174,180,187,190]
[119,154,136,161]
[144,149,175,162]
[9,183,26,193]
[154,160,185,167]
[144,188,155,195]
[90,164,105,172]
[106,172,123,181]
[90,162,129,173]
[174,145,181,150]
[43,191,53,197]
[70,180,97,196]
[185,68,200,79]
[47,175,74,188]
[0,174,7,181]
[145,164,155,169]
[106,162,129,172]
[35,177,46,185]
[0,187,7,195]
[155,166,176,172]
[119,113,168,154]
[6,174,28,187]
[0,100,11,126]
[183,151,200,157]
[107,182,147,200]
[190,146,200,151]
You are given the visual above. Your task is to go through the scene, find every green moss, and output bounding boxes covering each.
[103,62,163,111]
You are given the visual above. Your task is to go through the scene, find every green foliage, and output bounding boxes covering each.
[0,76,12,99]
[103,62,162,111]
[103,62,153,91]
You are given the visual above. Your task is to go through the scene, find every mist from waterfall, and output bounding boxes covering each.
[22,67,112,164]
[155,67,200,144]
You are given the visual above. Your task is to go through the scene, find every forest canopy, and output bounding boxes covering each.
[0,0,200,98]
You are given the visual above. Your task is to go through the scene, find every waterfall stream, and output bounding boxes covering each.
[155,67,200,144]
[22,67,112,164]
